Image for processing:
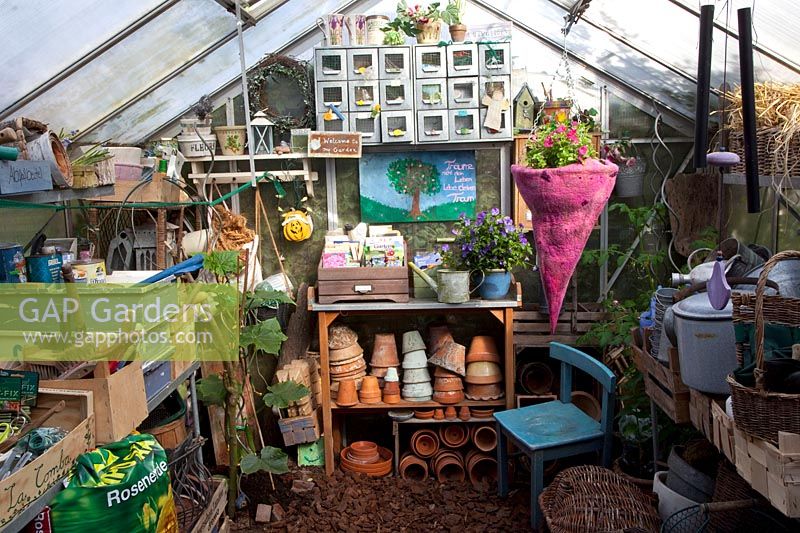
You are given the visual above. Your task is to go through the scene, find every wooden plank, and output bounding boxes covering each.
[201,362,228,466]
[308,131,362,158]
[190,478,227,533]
[317,292,409,304]
[317,264,407,281]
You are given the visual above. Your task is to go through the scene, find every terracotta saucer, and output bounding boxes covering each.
[340,446,393,477]
[414,410,435,419]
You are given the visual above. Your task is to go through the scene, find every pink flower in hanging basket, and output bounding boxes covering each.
[543,136,554,148]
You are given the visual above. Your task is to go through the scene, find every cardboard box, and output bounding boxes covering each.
[0,388,95,528]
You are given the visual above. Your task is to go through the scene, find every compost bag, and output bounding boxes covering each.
[49,433,178,533]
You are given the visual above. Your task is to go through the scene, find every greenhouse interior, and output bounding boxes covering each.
[1,0,800,531]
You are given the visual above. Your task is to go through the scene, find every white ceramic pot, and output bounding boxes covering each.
[215,125,247,156]
[653,471,699,521]
[384,367,400,382]
[402,381,433,398]
[402,349,428,369]
[402,330,426,353]
[177,134,217,158]
[402,367,431,384]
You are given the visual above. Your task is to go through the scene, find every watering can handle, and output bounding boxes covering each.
[687,247,712,270]
[469,270,486,294]
[316,17,329,41]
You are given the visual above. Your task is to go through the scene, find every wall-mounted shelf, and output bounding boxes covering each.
[186,154,317,197]
[0,184,115,204]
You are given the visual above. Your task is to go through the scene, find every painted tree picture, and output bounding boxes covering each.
[386,158,441,217]
[359,151,476,223]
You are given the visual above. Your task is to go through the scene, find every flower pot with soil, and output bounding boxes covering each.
[442,1,467,42]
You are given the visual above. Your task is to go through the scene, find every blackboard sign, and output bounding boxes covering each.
[308,132,362,158]
[0,160,53,195]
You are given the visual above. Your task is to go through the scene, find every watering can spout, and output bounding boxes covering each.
[409,262,438,294]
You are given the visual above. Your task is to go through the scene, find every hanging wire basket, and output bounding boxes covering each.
[660,499,789,533]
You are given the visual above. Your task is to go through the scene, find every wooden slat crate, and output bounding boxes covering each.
[631,328,690,424]
[711,400,736,464]
[689,389,713,438]
[734,429,800,517]
[514,304,610,347]
[316,244,409,304]
[190,477,227,533]
[278,407,322,446]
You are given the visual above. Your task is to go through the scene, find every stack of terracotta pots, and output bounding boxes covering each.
[465,449,498,487]
[432,449,465,482]
[464,336,504,400]
[329,326,367,403]
[369,333,400,384]
[429,342,466,404]
[359,376,381,404]
[339,440,393,477]
[382,367,401,404]
[401,331,432,401]
[398,452,429,481]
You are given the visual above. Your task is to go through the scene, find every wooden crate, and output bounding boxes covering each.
[190,477,227,533]
[711,400,736,463]
[95,172,185,204]
[42,361,148,444]
[689,388,713,438]
[278,408,322,446]
[631,329,690,424]
[0,388,95,528]
[735,429,800,517]
[317,259,409,304]
[514,304,611,347]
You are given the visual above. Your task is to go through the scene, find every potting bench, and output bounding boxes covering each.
[309,284,521,475]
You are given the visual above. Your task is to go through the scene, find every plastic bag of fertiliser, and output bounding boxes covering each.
[49,433,178,533]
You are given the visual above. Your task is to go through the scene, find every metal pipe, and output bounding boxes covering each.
[737,8,760,213]
[694,4,714,168]
[235,0,258,188]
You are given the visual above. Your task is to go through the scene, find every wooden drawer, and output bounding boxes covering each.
[317,278,408,296]
[317,257,409,304]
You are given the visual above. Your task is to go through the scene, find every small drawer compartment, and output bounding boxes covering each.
[479,42,511,76]
[315,48,347,81]
[381,110,414,143]
[349,80,379,112]
[448,77,480,108]
[379,47,411,79]
[415,78,448,110]
[417,110,450,142]
[380,79,413,110]
[317,111,349,132]
[349,112,381,144]
[479,107,511,139]
[447,43,479,77]
[316,81,349,113]
[415,46,447,78]
[347,48,378,79]
[449,109,480,141]
[480,75,511,103]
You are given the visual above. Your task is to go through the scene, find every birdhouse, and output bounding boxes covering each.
[514,83,536,132]
[251,111,275,154]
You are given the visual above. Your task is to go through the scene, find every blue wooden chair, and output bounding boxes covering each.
[495,342,616,529]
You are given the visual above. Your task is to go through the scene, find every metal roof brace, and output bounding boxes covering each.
[234,0,259,188]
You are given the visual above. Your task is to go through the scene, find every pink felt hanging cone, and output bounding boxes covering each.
[512,160,618,333]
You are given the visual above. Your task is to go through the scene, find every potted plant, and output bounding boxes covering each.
[442,0,466,42]
[512,111,617,332]
[603,140,645,197]
[444,209,532,300]
[384,1,443,44]
[214,125,247,156]
[186,95,214,135]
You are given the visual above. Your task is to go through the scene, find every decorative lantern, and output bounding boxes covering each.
[251,111,275,154]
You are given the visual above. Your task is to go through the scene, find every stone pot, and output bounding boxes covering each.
[402,367,431,384]
[402,349,429,369]
[402,381,433,399]
[449,24,467,43]
[666,446,715,502]
[653,470,699,521]
[402,330,426,353]
[384,367,400,382]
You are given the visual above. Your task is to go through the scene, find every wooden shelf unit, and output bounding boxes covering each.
[309,284,521,475]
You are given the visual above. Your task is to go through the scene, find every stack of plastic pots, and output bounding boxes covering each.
[401,331,432,401]
[464,336,503,400]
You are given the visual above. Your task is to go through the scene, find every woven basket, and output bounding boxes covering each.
[728,250,800,444]
[539,465,661,533]
[729,128,800,176]
[71,164,98,189]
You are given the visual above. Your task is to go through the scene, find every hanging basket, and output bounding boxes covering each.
[512,160,617,333]
[727,250,800,444]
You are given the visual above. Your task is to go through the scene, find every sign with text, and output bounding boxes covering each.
[0,160,52,195]
[308,132,362,158]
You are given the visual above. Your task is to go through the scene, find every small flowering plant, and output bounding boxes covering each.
[442,208,533,271]
[524,111,597,169]
[385,1,442,37]
[601,140,638,168]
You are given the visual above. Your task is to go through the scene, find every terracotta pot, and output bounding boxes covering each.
[336,379,358,407]
[448,23,467,43]
[372,333,400,367]
[433,376,463,392]
[411,429,440,457]
[458,406,471,421]
[433,450,465,482]
[439,424,468,447]
[468,336,498,357]
[402,367,431,384]
[466,351,501,364]
[434,366,459,378]
[402,331,426,354]
[464,361,502,384]
[331,369,367,381]
[470,408,495,419]
[370,366,389,378]
[399,453,429,481]
[329,325,358,350]
[517,361,554,394]
[465,451,498,488]
[432,390,465,404]
[414,410,434,419]
[428,325,454,354]
[383,392,401,404]
[382,381,401,394]
[428,341,466,376]
[444,406,457,419]
[471,425,498,452]
[359,393,382,404]
[571,391,602,421]
[360,376,381,394]
[330,357,367,375]
[340,446,393,477]
[330,353,365,367]
[383,367,400,382]
[402,349,428,369]
[348,441,379,462]
[433,408,445,420]
[464,383,503,400]
[330,342,364,362]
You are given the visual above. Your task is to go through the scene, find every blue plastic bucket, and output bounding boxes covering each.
[26,253,63,283]
[0,243,26,283]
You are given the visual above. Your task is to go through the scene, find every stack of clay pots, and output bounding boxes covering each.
[358,376,381,404]
[369,333,400,384]
[401,331,432,401]
[464,336,504,400]
[382,367,401,404]
[339,440,393,477]
[329,325,366,403]
[429,341,466,404]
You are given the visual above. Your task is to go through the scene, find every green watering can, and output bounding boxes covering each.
[409,262,483,304]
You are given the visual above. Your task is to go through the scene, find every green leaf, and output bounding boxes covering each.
[202,251,241,278]
[263,380,310,409]
[246,288,295,310]
[196,374,226,405]
[239,318,288,354]
[240,446,290,475]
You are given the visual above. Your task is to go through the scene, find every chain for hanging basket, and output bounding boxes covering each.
[248,54,315,133]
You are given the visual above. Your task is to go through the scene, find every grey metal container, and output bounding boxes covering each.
[348,80,379,112]
[479,42,511,76]
[379,79,413,110]
[449,109,480,141]
[448,77,480,108]
[314,48,347,81]
[415,78,448,110]
[672,292,737,394]
[346,48,378,80]
[349,112,380,144]
[417,110,450,143]
[447,43,479,77]
[415,45,447,78]
[379,47,411,79]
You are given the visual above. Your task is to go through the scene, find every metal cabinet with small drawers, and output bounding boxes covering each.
[479,42,511,76]
[449,109,480,141]
[380,79,413,111]
[447,43,479,77]
[415,45,447,78]
[381,110,415,143]
[379,47,411,79]
[447,77,480,109]
[350,113,381,144]
[417,110,450,143]
[415,78,448,110]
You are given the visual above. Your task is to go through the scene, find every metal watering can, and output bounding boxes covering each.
[409,263,483,304]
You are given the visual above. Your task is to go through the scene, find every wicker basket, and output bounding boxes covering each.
[71,164,99,189]
[728,250,800,444]
[729,128,800,177]
[539,465,661,533]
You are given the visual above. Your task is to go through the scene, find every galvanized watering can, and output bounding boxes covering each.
[409,263,483,304]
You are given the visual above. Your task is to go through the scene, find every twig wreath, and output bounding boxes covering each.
[248,54,315,133]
